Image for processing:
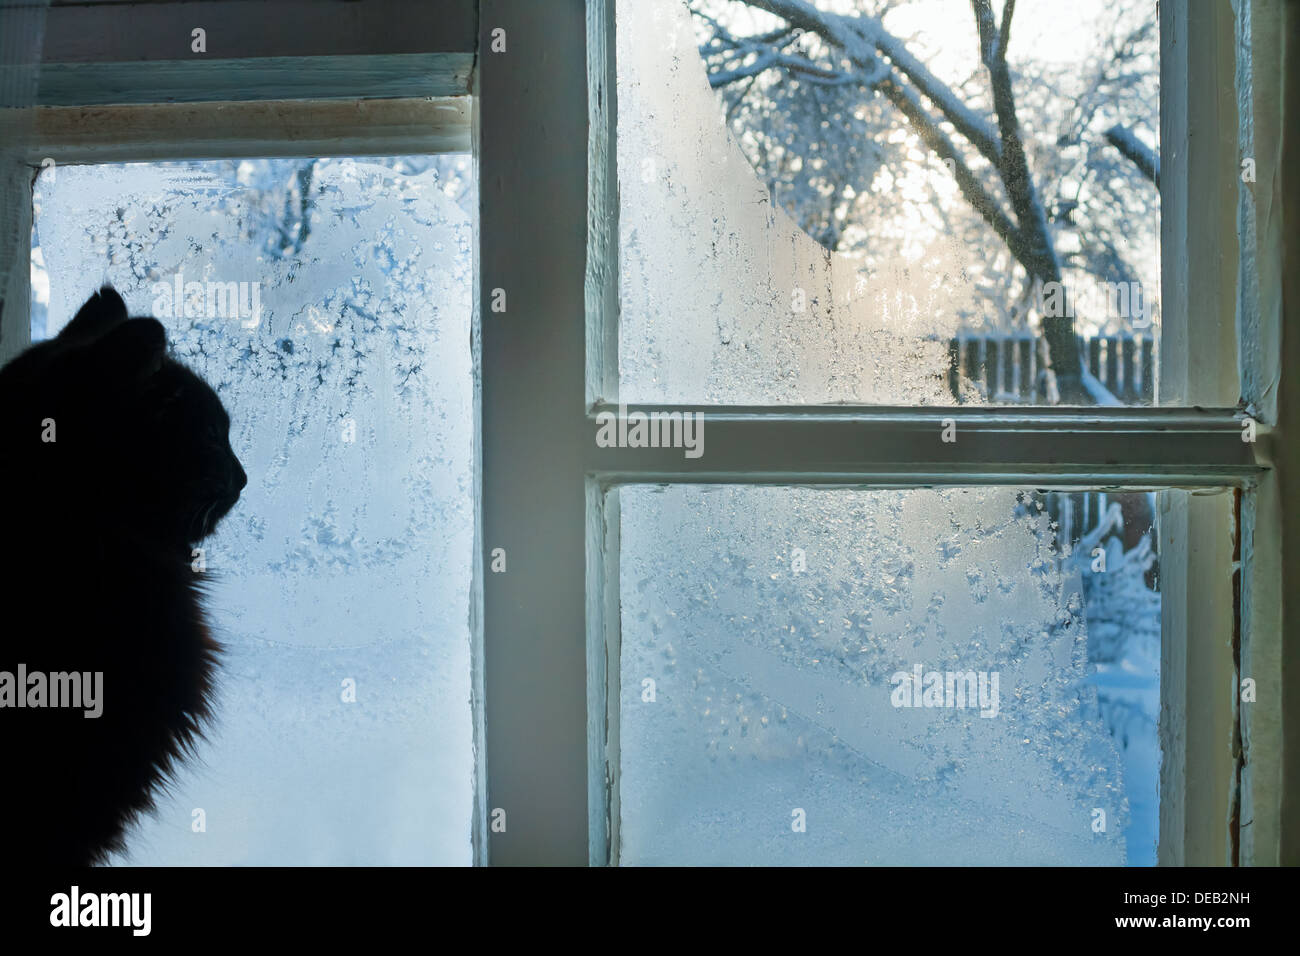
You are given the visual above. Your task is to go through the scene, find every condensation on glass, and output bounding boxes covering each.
[616,0,1160,406]
[31,157,475,864]
[619,485,1163,865]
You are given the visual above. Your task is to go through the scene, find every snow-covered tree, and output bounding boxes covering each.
[692,0,1159,403]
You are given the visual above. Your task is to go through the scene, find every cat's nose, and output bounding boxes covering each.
[232,461,247,492]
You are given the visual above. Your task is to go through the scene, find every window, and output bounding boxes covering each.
[0,0,482,866]
[29,156,475,864]
[618,0,1162,408]
[618,484,1179,865]
[0,0,1292,868]
[571,0,1271,867]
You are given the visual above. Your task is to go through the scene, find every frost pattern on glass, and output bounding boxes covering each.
[618,0,983,405]
[617,0,1161,406]
[619,486,1138,865]
[33,158,474,864]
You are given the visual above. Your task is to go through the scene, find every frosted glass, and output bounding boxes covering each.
[618,0,963,405]
[616,0,1160,406]
[32,157,474,865]
[619,485,1160,865]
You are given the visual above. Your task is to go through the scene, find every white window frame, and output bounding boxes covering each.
[0,0,1293,867]
[572,0,1285,867]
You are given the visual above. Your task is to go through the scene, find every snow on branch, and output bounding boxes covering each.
[702,0,1090,399]
[717,0,1019,255]
[747,0,1003,166]
[707,48,864,88]
[1104,124,1160,185]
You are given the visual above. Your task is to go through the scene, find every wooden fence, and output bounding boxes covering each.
[947,334,1156,404]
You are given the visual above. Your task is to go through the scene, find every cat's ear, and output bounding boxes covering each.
[60,286,129,342]
[95,317,168,381]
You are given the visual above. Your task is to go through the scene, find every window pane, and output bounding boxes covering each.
[618,484,1179,865]
[615,0,1160,406]
[31,156,475,864]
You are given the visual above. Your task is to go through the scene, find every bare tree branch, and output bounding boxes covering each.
[999,0,1015,60]
[701,2,1020,260]
[1104,124,1160,185]
[707,49,863,87]
[971,0,1083,397]
[747,0,1004,166]
[852,18,1003,167]
[702,0,1091,400]
[875,71,1022,256]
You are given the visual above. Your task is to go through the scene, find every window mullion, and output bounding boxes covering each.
[479,0,593,866]
[584,405,1262,486]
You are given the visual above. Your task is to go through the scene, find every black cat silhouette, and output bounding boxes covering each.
[0,286,245,865]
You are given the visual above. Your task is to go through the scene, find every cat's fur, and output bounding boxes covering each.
[0,287,245,865]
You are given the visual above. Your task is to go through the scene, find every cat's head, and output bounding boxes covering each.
[32,287,247,547]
